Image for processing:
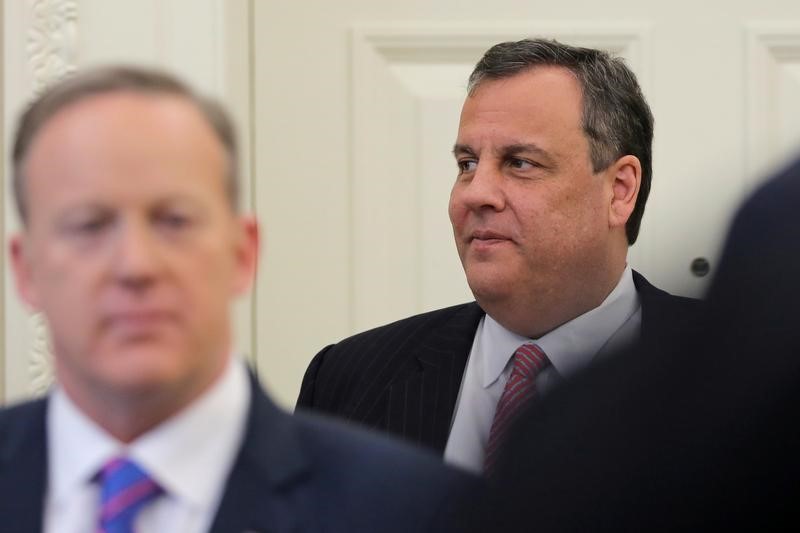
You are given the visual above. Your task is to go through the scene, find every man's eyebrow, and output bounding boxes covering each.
[452,142,554,161]
[499,143,556,167]
[452,144,476,157]
[499,143,551,158]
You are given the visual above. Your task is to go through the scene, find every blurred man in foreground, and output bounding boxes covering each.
[0,66,474,533]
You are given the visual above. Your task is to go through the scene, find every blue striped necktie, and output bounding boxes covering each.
[97,457,163,533]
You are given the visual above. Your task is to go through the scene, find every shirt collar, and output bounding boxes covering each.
[48,384,120,507]
[47,354,250,511]
[482,265,640,387]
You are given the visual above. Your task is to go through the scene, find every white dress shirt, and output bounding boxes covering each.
[443,265,642,473]
[44,355,250,533]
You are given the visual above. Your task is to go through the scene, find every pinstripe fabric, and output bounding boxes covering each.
[298,303,485,452]
[297,272,701,455]
[483,343,549,474]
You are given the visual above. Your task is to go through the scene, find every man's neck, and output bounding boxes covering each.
[485,260,628,339]
[57,357,229,444]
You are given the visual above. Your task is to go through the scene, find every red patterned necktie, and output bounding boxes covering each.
[97,457,163,533]
[484,343,550,475]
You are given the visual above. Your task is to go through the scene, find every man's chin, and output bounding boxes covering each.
[466,276,514,307]
[465,257,513,284]
[96,365,187,396]
[86,343,191,392]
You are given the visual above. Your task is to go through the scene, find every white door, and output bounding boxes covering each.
[253,1,800,406]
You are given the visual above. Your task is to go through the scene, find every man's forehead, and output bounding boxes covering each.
[37,90,204,132]
[462,66,583,119]
[25,90,222,168]
[457,67,585,140]
[23,91,228,203]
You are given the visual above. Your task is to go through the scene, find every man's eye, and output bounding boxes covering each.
[71,218,109,235]
[457,159,477,173]
[157,212,192,230]
[508,158,535,170]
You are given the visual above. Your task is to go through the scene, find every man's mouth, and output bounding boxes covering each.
[470,229,511,242]
[102,310,177,335]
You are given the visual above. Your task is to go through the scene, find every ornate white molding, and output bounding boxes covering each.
[28,314,53,395]
[23,0,78,394]
[27,0,79,96]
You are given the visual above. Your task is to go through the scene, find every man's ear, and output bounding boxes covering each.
[231,216,260,296]
[608,155,642,229]
[10,234,41,310]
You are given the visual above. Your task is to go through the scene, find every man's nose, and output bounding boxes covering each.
[112,219,163,289]
[459,162,506,212]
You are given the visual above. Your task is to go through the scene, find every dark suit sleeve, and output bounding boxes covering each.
[296,344,333,409]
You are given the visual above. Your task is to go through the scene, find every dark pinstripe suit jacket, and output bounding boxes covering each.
[297,271,701,453]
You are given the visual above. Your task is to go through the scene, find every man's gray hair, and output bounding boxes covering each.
[468,38,654,245]
[12,65,240,223]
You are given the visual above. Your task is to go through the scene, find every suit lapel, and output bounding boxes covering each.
[209,372,311,533]
[0,399,48,533]
[385,303,484,452]
[633,270,702,347]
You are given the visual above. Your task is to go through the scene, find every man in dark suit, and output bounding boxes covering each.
[297,38,700,473]
[477,155,800,531]
[0,66,475,533]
